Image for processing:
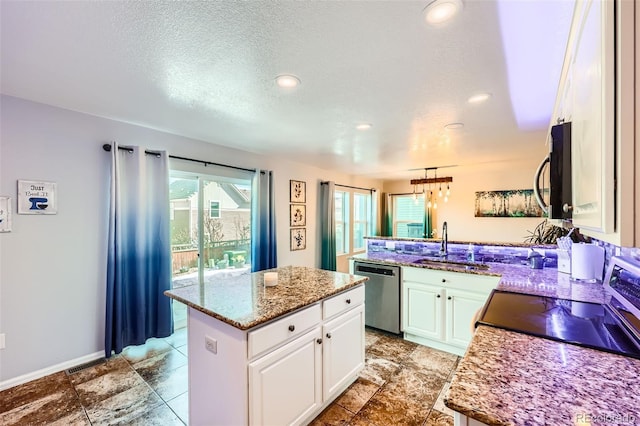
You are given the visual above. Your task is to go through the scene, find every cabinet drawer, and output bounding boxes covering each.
[403,266,498,294]
[323,286,364,320]
[248,303,321,359]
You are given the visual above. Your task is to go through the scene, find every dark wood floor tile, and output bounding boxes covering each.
[131,349,187,382]
[74,365,147,407]
[0,387,82,425]
[67,356,132,386]
[84,382,162,425]
[0,372,72,413]
[334,377,381,414]
[309,404,355,426]
[423,409,454,426]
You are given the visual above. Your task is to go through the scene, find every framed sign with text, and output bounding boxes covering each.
[17,180,58,214]
[0,197,11,232]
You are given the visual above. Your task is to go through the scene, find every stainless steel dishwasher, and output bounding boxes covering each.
[353,261,401,334]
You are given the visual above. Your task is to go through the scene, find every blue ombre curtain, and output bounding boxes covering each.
[105,143,172,357]
[320,181,336,271]
[251,170,277,271]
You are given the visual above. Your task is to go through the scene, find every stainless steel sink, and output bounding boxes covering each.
[412,258,490,271]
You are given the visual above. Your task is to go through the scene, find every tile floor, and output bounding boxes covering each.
[0,327,459,425]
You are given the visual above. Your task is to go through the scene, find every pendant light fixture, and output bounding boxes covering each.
[410,167,453,209]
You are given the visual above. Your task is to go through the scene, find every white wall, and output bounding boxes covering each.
[0,95,381,385]
[383,156,548,243]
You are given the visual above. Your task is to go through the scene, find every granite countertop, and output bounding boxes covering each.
[352,252,609,304]
[353,252,640,425]
[445,326,640,425]
[164,265,367,330]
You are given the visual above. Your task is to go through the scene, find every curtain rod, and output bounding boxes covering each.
[102,144,257,174]
[321,181,376,192]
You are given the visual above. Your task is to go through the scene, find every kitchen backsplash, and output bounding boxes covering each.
[365,238,558,268]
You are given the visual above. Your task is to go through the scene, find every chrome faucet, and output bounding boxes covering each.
[440,221,448,256]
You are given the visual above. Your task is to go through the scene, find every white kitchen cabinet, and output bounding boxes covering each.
[187,284,365,426]
[402,281,443,340]
[552,0,637,246]
[445,289,487,348]
[249,327,323,426]
[402,267,498,356]
[322,305,365,400]
[569,0,615,235]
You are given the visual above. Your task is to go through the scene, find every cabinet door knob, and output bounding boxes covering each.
[288,325,295,332]
[441,279,446,283]
[447,296,452,300]
[326,332,332,339]
[346,298,351,304]
[562,203,573,213]
[316,338,323,344]
[436,294,441,298]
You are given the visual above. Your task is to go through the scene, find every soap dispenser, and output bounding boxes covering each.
[466,244,475,262]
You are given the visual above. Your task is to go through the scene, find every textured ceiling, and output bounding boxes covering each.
[0,1,573,179]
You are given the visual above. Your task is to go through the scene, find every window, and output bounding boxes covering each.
[335,190,371,256]
[335,191,349,255]
[392,194,425,237]
[170,172,252,287]
[209,200,221,218]
[353,193,369,251]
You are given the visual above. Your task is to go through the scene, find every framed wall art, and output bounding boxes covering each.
[17,180,58,214]
[0,197,11,232]
[290,203,306,227]
[474,189,544,218]
[290,180,306,203]
[290,228,307,251]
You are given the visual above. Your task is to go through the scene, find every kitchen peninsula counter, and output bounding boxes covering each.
[352,252,640,425]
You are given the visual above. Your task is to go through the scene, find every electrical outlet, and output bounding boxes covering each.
[205,336,217,354]
[0,333,5,349]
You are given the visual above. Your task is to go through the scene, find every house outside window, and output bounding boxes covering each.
[392,194,425,237]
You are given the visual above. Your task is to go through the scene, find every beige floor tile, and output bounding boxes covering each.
[127,403,185,425]
[0,387,82,425]
[309,404,355,425]
[423,409,454,426]
[0,371,72,413]
[74,364,147,407]
[167,392,189,425]
[334,377,381,414]
[146,363,189,401]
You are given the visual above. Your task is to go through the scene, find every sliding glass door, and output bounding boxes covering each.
[169,171,252,328]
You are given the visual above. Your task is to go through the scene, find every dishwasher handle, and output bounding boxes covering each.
[355,263,397,277]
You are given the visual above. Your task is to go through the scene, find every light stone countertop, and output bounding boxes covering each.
[164,265,367,330]
[353,252,639,425]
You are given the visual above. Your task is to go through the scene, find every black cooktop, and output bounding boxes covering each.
[476,290,640,359]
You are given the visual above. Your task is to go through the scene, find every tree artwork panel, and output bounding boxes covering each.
[474,189,545,218]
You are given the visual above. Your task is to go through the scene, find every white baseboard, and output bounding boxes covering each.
[0,350,104,391]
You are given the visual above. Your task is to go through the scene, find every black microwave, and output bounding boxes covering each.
[533,122,572,219]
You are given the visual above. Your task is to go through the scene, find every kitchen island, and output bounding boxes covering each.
[164,265,367,426]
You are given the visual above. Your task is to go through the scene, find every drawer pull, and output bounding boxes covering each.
[436,294,441,298]
[447,296,452,300]
[442,279,446,283]
[326,332,332,339]
[316,338,323,344]
[288,325,295,332]
[346,298,351,304]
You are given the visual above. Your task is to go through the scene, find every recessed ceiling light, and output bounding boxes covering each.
[275,74,301,88]
[356,123,372,130]
[468,93,492,104]
[424,0,463,25]
[444,122,464,130]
